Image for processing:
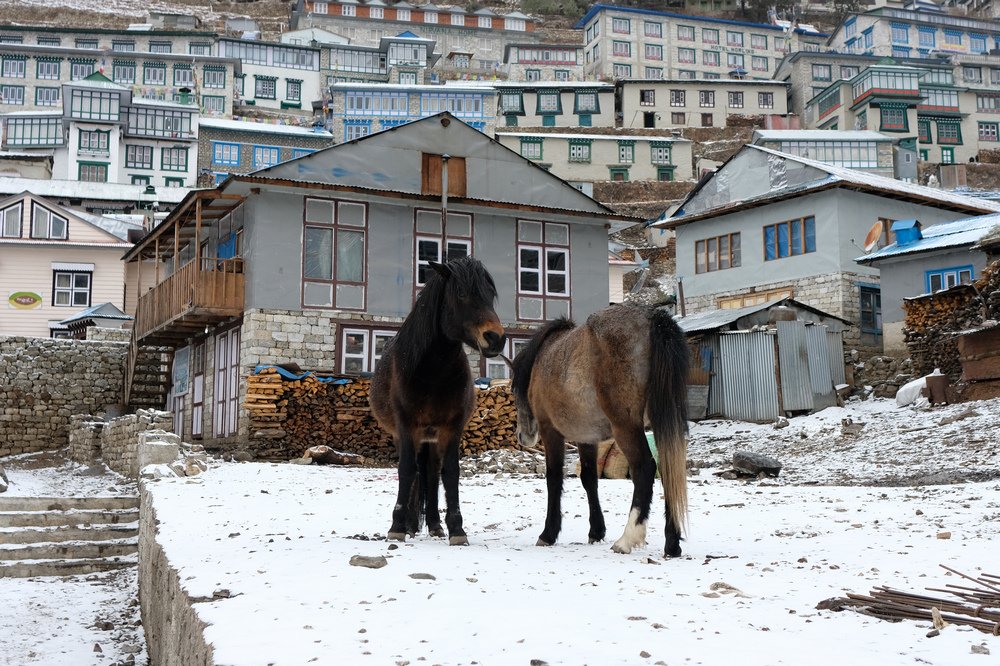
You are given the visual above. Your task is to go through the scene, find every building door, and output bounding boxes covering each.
[213,329,240,438]
[191,342,205,438]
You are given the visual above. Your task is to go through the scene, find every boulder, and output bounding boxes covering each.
[732,451,782,477]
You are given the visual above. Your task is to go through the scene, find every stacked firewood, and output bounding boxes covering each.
[903,260,1000,377]
[245,372,520,464]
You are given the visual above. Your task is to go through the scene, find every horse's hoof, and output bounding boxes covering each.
[449,535,469,546]
[611,541,632,554]
[588,536,605,544]
[536,537,555,547]
[664,547,682,558]
[428,526,446,538]
[387,532,407,542]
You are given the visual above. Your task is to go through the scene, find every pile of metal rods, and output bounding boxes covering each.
[817,565,1000,635]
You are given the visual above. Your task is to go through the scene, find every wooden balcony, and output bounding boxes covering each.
[134,257,245,343]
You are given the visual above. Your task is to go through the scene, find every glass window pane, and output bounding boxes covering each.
[446,241,468,262]
[790,219,802,255]
[520,248,539,269]
[546,250,566,271]
[547,274,566,294]
[777,224,789,257]
[305,199,334,223]
[74,274,90,288]
[929,273,943,292]
[545,223,568,245]
[804,217,816,253]
[707,238,717,271]
[418,239,439,262]
[731,234,741,267]
[344,331,366,354]
[55,291,70,305]
[338,202,365,227]
[446,213,471,237]
[73,291,89,306]
[765,226,776,260]
[336,230,364,281]
[520,271,539,292]
[56,273,71,288]
[416,210,440,234]
[518,221,542,242]
[719,235,730,269]
[51,217,67,238]
[304,227,333,279]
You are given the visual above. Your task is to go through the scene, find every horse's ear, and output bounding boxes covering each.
[429,261,452,279]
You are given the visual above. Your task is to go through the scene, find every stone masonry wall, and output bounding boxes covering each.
[99,410,174,478]
[67,415,103,465]
[0,336,127,457]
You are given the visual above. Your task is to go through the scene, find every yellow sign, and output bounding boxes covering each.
[8,292,43,309]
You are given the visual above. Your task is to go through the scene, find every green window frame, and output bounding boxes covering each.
[919,148,929,161]
[536,91,562,115]
[936,120,962,145]
[77,161,109,182]
[235,74,245,95]
[573,90,599,114]
[657,166,675,181]
[941,147,955,164]
[568,139,591,163]
[164,177,185,187]
[203,66,227,89]
[78,128,110,153]
[161,147,188,172]
[500,90,524,115]
[1,55,26,78]
[879,106,908,132]
[131,175,150,185]
[173,65,194,87]
[578,114,592,127]
[286,79,302,102]
[35,58,60,80]
[917,119,931,143]
[254,75,277,100]
[650,142,673,165]
[541,115,555,127]
[201,95,226,115]
[609,166,630,181]
[520,137,543,160]
[505,114,518,127]
[35,86,60,106]
[617,140,635,164]
[0,84,25,105]
[143,63,166,85]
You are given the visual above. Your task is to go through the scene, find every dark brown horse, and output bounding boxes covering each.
[370,256,505,545]
[510,304,689,558]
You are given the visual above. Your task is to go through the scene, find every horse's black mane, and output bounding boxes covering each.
[510,317,576,400]
[392,256,497,377]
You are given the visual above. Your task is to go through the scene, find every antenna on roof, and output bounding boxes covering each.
[862,219,884,253]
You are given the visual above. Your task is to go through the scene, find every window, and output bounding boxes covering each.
[174,67,194,87]
[1,85,24,105]
[203,68,226,88]
[70,61,94,80]
[618,142,634,163]
[286,80,302,102]
[812,64,832,82]
[1,203,21,238]
[371,6,384,18]
[252,145,280,169]
[645,43,663,61]
[161,147,188,172]
[112,62,135,84]
[941,146,955,164]
[758,92,774,109]
[126,144,153,169]
[36,59,60,79]
[751,34,767,50]
[78,129,109,153]
[671,112,685,124]
[612,41,631,57]
[143,64,166,85]
[537,91,561,114]
[4,116,61,145]
[520,137,542,160]
[255,76,277,99]
[303,198,368,309]
[702,28,719,45]
[451,12,464,26]
[979,122,999,142]
[484,338,531,380]
[650,144,672,165]
[568,141,591,163]
[424,11,437,23]
[701,113,713,127]
[918,119,931,143]
[937,121,961,145]
[344,121,370,141]
[752,56,768,72]
[165,177,184,187]
[342,3,356,15]
[414,209,472,287]
[678,48,695,64]
[926,266,973,293]
[695,233,740,273]
[727,31,743,47]
[340,328,395,374]
[517,220,569,319]
[189,43,212,56]
[37,37,60,46]
[639,89,654,106]
[500,91,524,114]
[75,39,98,49]
[670,89,685,107]
[1,57,25,78]
[574,91,598,113]
[678,25,695,41]
[859,286,881,334]
[645,66,663,79]
[397,8,410,20]
[728,91,743,108]
[612,17,630,34]
[880,106,907,131]
[962,66,982,83]
[644,21,662,38]
[703,51,720,67]
[727,53,744,70]
[35,87,59,106]
[78,162,108,182]
[890,23,909,44]
[764,216,816,260]
[478,14,490,28]
[919,28,936,49]
[699,90,714,107]
[31,204,68,239]
[149,41,172,54]
[943,30,962,48]
[53,271,91,307]
[202,95,225,115]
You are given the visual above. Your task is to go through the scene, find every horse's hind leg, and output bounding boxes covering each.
[537,424,566,547]
[611,425,656,554]
[578,442,606,544]
[389,434,417,542]
[422,445,446,538]
[440,431,468,546]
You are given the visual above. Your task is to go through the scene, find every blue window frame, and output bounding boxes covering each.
[919,28,936,49]
[292,148,315,159]
[926,265,974,293]
[252,145,281,169]
[764,216,815,260]
[212,141,240,167]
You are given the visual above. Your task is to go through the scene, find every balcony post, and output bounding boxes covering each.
[195,196,203,303]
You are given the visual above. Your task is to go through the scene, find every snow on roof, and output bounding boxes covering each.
[677,297,850,333]
[0,176,190,204]
[199,118,333,138]
[753,130,893,142]
[75,210,144,241]
[132,97,198,110]
[499,132,689,143]
[857,212,1000,263]
[330,82,495,92]
[492,81,612,89]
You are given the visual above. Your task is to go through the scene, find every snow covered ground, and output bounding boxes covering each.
[1,395,998,665]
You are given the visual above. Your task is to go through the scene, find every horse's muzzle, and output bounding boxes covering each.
[480,329,506,358]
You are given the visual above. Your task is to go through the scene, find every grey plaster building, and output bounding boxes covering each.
[121,112,631,447]
[651,144,1000,353]
[198,118,335,185]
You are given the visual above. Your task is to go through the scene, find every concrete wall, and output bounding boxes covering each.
[0,336,126,457]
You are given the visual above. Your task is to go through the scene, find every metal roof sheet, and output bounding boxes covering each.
[199,118,333,137]
[753,130,893,142]
[0,176,190,204]
[676,298,850,333]
[857,213,1000,263]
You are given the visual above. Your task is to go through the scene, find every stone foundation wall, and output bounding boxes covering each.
[0,336,127,457]
[139,483,215,666]
[67,415,103,465]
[98,410,174,477]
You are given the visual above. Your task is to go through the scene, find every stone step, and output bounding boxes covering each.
[0,509,138,528]
[0,496,138,512]
[0,523,139,545]
[0,554,138,578]
[0,538,138,561]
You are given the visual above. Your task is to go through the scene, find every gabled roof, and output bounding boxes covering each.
[58,302,132,327]
[0,191,140,242]
[676,298,852,334]
[0,176,189,205]
[857,212,1000,264]
[66,71,128,92]
[654,145,1000,229]
[753,129,893,143]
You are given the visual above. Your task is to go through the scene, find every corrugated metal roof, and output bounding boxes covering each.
[499,132,688,143]
[0,239,131,248]
[754,130,893,142]
[676,297,849,333]
[199,118,333,138]
[857,212,1000,263]
[58,302,132,326]
[0,177,190,204]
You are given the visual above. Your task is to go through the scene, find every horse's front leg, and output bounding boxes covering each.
[388,432,417,542]
[440,430,468,546]
[611,426,656,555]
[537,423,566,547]
[578,442,606,544]
[423,443,446,538]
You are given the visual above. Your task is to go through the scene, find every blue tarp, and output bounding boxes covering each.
[253,365,351,384]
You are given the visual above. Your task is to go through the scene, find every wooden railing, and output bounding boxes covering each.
[134,257,245,340]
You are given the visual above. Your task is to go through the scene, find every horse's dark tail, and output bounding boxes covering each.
[647,308,690,535]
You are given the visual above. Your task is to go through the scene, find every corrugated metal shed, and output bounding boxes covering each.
[719,331,780,423]
[777,321,813,412]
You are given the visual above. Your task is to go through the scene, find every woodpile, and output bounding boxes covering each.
[903,260,1000,378]
[243,371,520,463]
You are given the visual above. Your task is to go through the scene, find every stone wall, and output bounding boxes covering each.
[0,336,127,457]
[139,483,215,666]
[67,415,103,465]
[98,411,174,478]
